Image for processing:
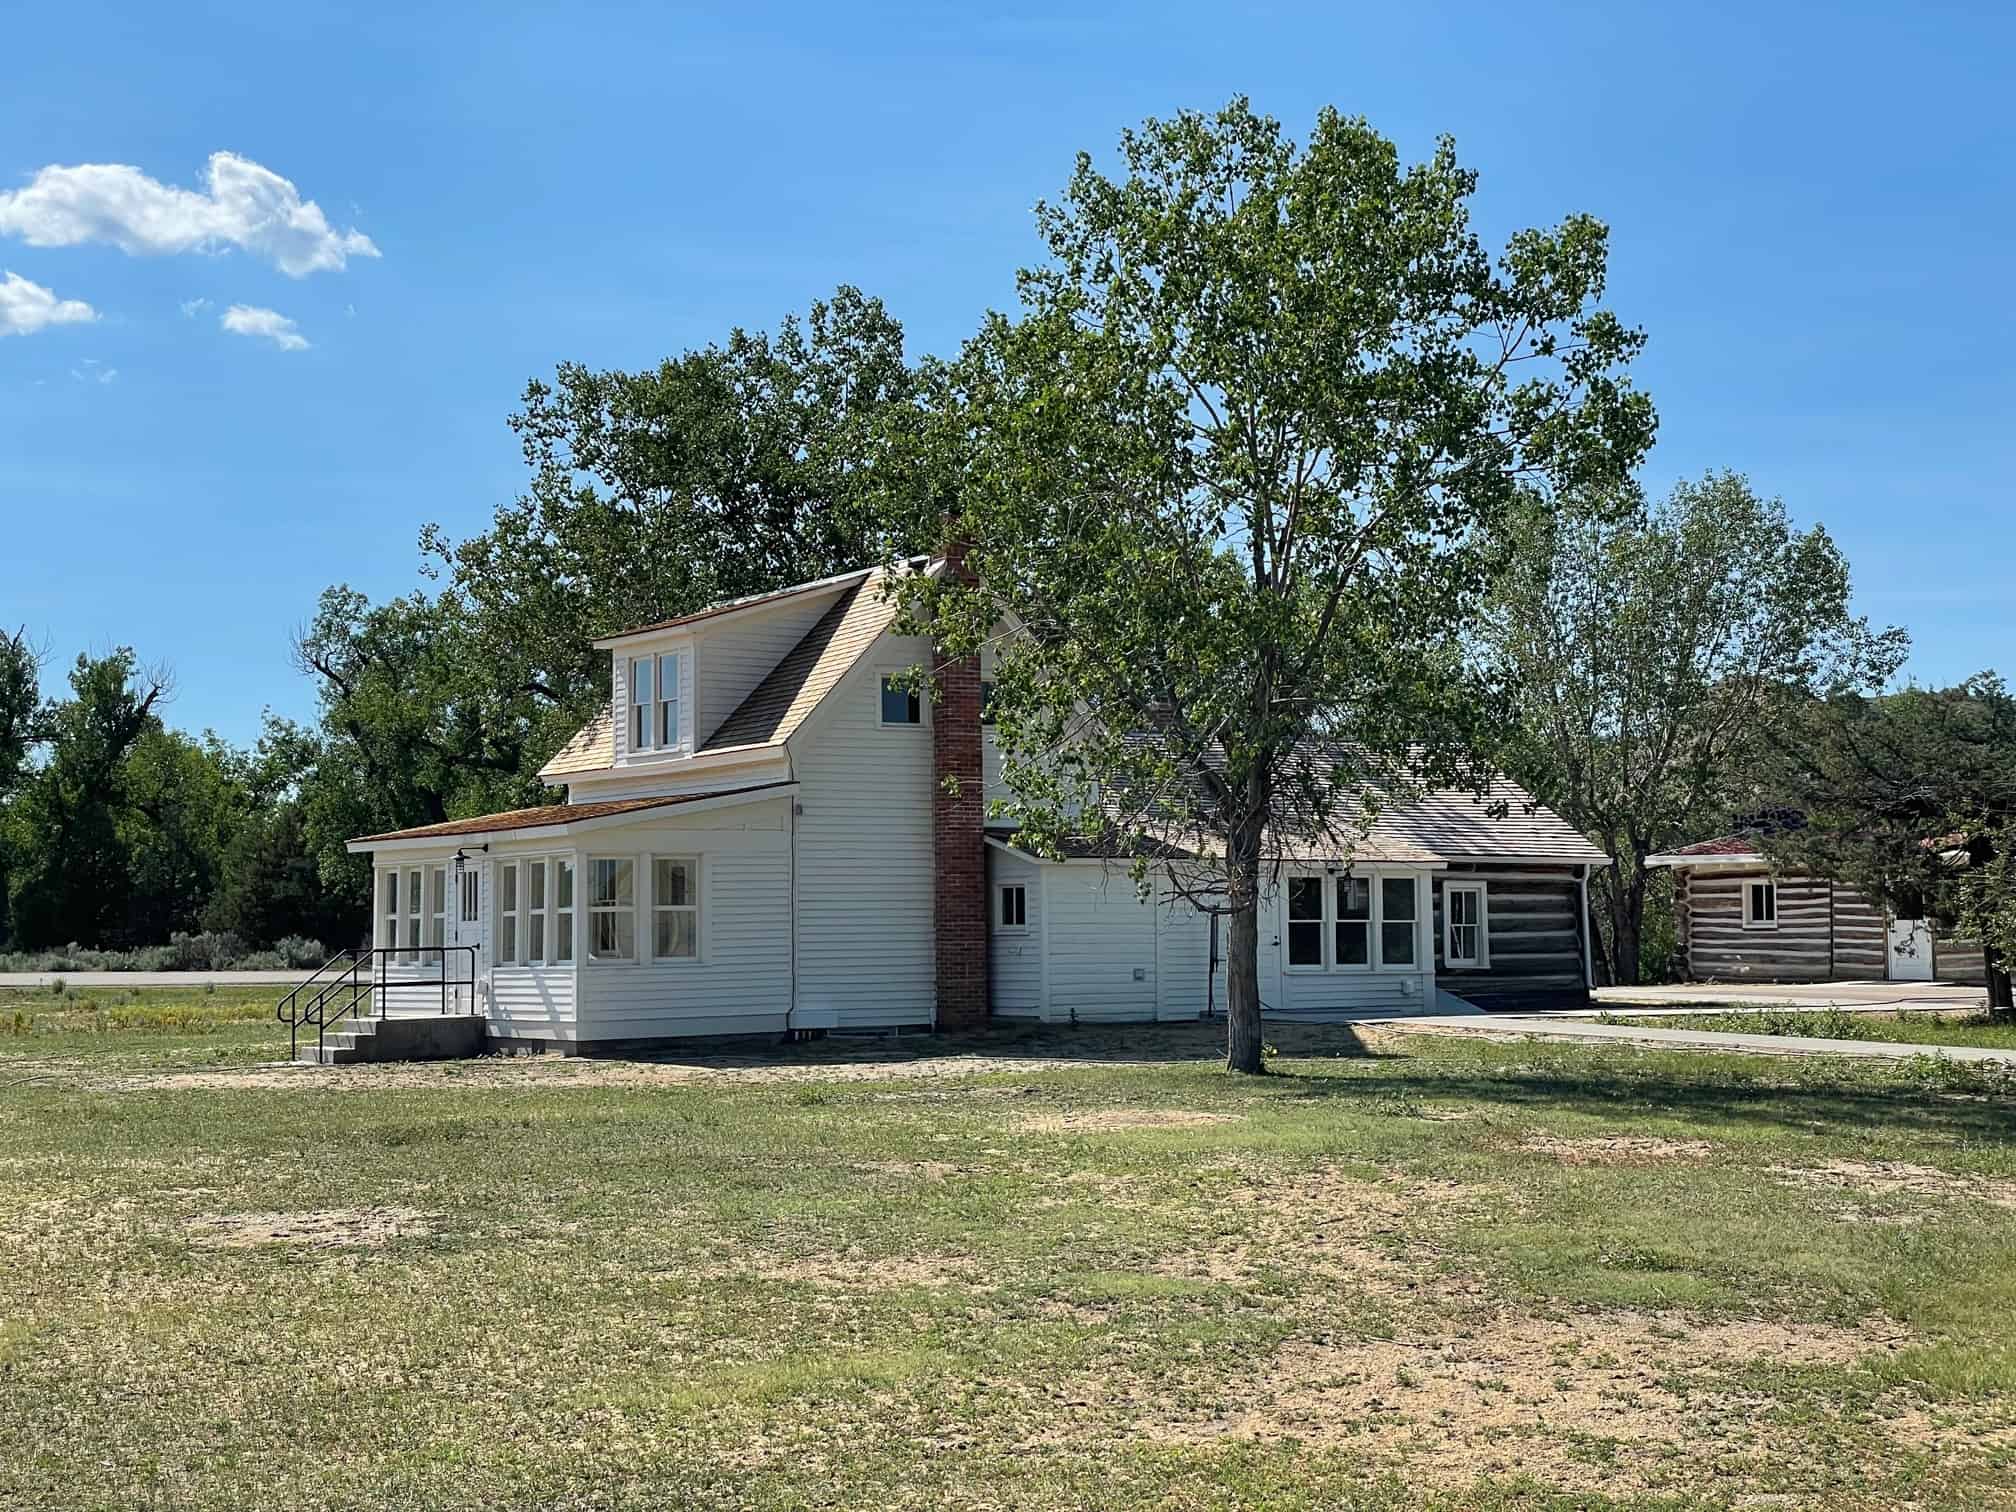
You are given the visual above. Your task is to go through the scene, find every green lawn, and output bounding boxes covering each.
[1599,1006,2016,1053]
[4,998,2016,1509]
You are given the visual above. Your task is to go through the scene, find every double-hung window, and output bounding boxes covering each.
[404,868,423,964]
[630,657,654,752]
[997,882,1027,931]
[527,860,548,964]
[1285,871,1423,972]
[652,857,699,959]
[497,862,519,965]
[1444,882,1488,968]
[589,858,636,961]
[428,867,446,951]
[553,859,574,963]
[655,653,680,749]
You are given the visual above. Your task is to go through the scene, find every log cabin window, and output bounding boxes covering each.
[1444,881,1488,968]
[1744,880,1778,929]
[997,882,1027,931]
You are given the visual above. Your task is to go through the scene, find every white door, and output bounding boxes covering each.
[449,860,488,1010]
[1887,918,1934,982]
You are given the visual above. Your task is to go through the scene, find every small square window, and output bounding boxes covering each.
[880,675,922,725]
[1745,880,1778,928]
[998,883,1027,930]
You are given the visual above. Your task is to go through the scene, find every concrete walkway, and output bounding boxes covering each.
[1363,1010,2016,1066]
[1591,981,1986,1013]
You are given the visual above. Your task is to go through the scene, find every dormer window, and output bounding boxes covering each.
[630,657,654,750]
[629,653,683,753]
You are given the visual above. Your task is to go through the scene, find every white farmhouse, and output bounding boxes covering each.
[328,558,1605,1058]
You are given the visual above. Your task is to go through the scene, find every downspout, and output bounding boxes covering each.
[1579,864,1594,993]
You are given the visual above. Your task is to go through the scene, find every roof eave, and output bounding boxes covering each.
[1643,851,1767,868]
[346,782,799,854]
[591,567,880,649]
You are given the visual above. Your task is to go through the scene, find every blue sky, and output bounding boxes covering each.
[4,1,2010,747]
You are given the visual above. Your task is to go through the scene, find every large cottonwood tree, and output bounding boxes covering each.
[1481,472,1906,984]
[895,100,1655,1073]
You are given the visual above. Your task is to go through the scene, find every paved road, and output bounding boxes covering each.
[0,970,305,989]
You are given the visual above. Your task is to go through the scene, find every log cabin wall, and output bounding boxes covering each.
[1933,938,1989,985]
[1680,865,1835,981]
[1431,861,1589,1009]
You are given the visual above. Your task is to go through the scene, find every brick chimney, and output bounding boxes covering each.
[932,543,989,1031]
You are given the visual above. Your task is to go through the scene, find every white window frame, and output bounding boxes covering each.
[876,668,925,728]
[996,882,1028,933]
[404,867,423,964]
[656,652,682,751]
[526,857,548,965]
[587,856,638,963]
[1281,868,1427,974]
[629,656,654,752]
[427,866,446,952]
[553,857,575,964]
[1443,880,1490,969]
[379,869,399,952]
[497,861,520,965]
[459,867,480,929]
[1743,878,1778,930]
[649,854,701,962]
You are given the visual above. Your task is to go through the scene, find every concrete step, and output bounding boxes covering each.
[293,1014,484,1065]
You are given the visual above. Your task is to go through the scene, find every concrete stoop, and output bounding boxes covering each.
[297,1014,485,1065]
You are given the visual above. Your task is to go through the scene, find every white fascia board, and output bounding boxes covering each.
[563,745,792,792]
[591,570,872,650]
[348,783,799,856]
[1643,852,1766,869]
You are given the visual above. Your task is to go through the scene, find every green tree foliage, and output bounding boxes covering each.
[1480,472,1906,985]
[1764,676,2016,1011]
[896,100,1655,1072]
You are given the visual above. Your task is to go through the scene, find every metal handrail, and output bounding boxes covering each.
[278,945,478,1060]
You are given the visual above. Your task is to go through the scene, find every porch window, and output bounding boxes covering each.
[459,868,479,927]
[1381,877,1418,967]
[997,882,1027,931]
[1744,880,1777,929]
[630,657,654,751]
[404,868,422,964]
[380,870,398,951]
[527,859,548,964]
[657,653,681,749]
[589,858,636,961]
[1286,877,1325,966]
[1335,876,1371,967]
[428,867,446,950]
[652,857,698,959]
[497,862,519,965]
[1445,882,1488,968]
[553,859,574,963]
[880,674,921,726]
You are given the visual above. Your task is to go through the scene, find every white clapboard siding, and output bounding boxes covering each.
[572,803,794,1040]
[1044,865,1160,1022]
[489,967,577,1039]
[988,847,1045,1018]
[1154,888,1224,1021]
[788,632,938,1028]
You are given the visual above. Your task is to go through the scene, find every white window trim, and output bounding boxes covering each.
[1443,880,1490,970]
[647,853,703,964]
[1281,868,1428,974]
[656,652,683,753]
[1743,878,1779,931]
[629,656,655,753]
[586,855,639,964]
[996,882,1029,934]
[497,860,521,966]
[525,857,549,966]
[552,857,576,965]
[875,666,928,729]
[427,866,447,952]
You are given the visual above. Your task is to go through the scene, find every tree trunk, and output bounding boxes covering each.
[1985,942,2014,1019]
[1224,814,1267,1075]
[1607,860,1648,987]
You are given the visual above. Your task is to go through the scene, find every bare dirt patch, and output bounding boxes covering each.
[697,1251,990,1290]
[1769,1159,2016,1210]
[1519,1134,1715,1166]
[1142,1308,1903,1493]
[187,1207,438,1249]
[1019,1109,1245,1133]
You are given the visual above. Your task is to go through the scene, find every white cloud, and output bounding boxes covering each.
[179,296,211,318]
[0,152,379,277]
[0,270,97,336]
[71,359,117,385]
[221,303,309,351]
